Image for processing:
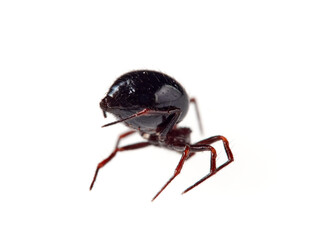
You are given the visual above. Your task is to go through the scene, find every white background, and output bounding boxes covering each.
[1,0,319,239]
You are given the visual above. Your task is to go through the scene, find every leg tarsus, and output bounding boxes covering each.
[182,157,233,194]
[152,145,190,201]
[182,145,217,194]
[89,141,150,190]
[182,136,234,194]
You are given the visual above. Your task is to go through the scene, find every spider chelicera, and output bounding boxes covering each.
[90,70,234,201]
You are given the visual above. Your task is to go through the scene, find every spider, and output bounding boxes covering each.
[89,70,234,201]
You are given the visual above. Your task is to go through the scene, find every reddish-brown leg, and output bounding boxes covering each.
[195,135,234,165]
[90,130,135,190]
[182,135,234,194]
[182,144,217,194]
[190,98,203,134]
[114,130,136,148]
[89,141,150,190]
[152,145,191,201]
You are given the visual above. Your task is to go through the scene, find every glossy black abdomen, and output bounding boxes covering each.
[100,70,189,133]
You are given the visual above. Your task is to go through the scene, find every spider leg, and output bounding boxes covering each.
[190,98,203,134]
[101,108,152,128]
[157,108,181,141]
[114,130,136,148]
[152,145,191,201]
[102,108,181,141]
[182,135,234,194]
[89,141,150,190]
[194,135,234,169]
[182,144,217,194]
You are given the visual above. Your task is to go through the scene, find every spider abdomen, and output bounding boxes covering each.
[100,70,189,134]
